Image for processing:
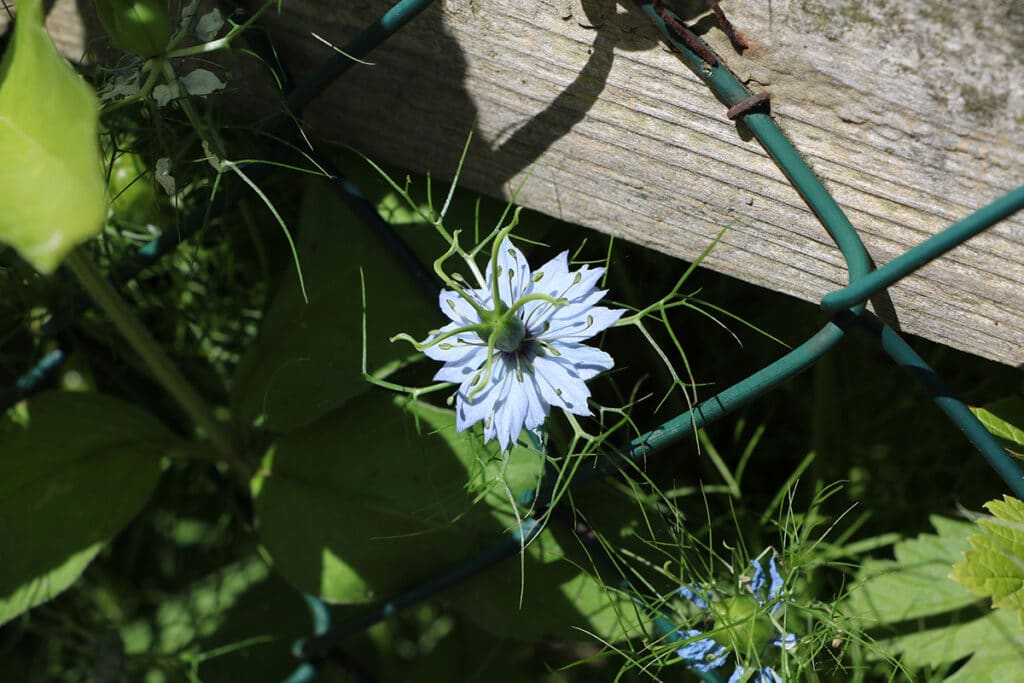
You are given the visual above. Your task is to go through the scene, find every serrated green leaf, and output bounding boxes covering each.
[882,606,1024,681]
[254,392,639,641]
[846,514,1024,678]
[845,516,977,623]
[0,0,105,273]
[971,396,1024,452]
[0,392,171,625]
[951,496,1024,618]
[231,176,442,433]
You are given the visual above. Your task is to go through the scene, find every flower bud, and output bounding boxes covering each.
[711,596,774,651]
[94,0,172,57]
[107,151,162,224]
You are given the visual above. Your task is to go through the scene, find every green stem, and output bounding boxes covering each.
[165,35,232,59]
[65,247,242,470]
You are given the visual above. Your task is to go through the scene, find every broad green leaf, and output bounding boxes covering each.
[845,516,977,623]
[845,515,1024,679]
[254,392,640,641]
[951,496,1024,618]
[0,0,105,274]
[971,396,1024,453]
[202,581,544,683]
[194,566,331,683]
[254,392,544,603]
[882,607,1024,681]
[119,554,272,657]
[443,543,644,642]
[0,391,171,625]
[231,176,441,433]
[402,617,545,683]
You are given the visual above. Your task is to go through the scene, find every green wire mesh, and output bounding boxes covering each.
[4,1,1022,680]
[289,2,1024,678]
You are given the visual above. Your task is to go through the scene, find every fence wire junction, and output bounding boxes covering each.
[4,1,1023,681]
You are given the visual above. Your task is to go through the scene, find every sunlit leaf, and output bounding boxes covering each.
[883,607,1024,681]
[0,0,105,274]
[846,516,976,623]
[845,515,1024,677]
[254,393,542,601]
[952,496,1024,619]
[254,393,640,641]
[971,396,1024,454]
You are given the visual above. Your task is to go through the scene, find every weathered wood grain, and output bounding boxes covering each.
[22,0,1024,366]
[1,0,89,59]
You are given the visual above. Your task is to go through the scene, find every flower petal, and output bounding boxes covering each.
[676,629,728,672]
[532,354,592,415]
[727,665,783,683]
[519,371,550,432]
[772,633,798,651]
[768,555,785,601]
[438,287,489,324]
[528,250,573,295]
[542,304,624,343]
[423,323,485,363]
[488,237,531,307]
[491,371,530,451]
[678,585,709,610]
[455,359,508,432]
[432,345,487,383]
[749,559,766,598]
[755,667,783,683]
[525,288,603,333]
[549,342,614,381]
[562,264,605,301]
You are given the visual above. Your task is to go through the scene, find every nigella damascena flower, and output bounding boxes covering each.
[421,236,623,450]
[675,555,797,682]
[676,629,728,672]
[749,554,786,613]
[729,665,783,683]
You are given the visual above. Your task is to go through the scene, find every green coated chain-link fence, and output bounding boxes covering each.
[5,1,1022,681]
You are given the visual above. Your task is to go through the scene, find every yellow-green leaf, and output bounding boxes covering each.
[971,396,1024,454]
[0,0,106,274]
[952,495,1024,620]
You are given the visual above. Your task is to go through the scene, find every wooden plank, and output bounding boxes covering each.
[22,0,1024,366]
[262,0,1024,367]
[1,0,90,59]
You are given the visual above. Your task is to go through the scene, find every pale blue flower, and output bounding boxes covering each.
[678,584,710,609]
[772,633,798,651]
[677,555,797,681]
[749,555,785,613]
[423,237,623,450]
[729,664,782,683]
[676,629,729,672]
